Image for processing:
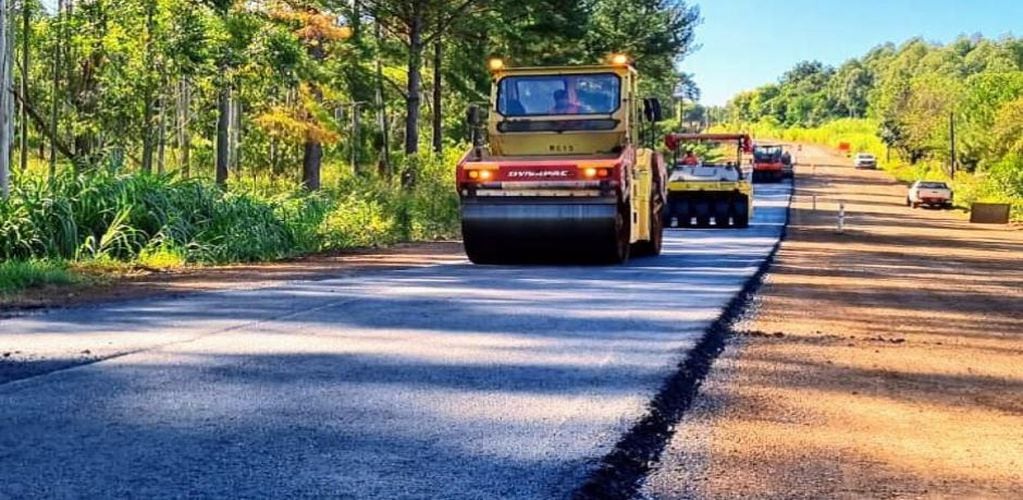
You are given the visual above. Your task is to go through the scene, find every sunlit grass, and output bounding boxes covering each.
[0,260,79,295]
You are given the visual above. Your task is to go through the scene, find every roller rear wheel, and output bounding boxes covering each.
[713,199,731,227]
[732,197,750,228]
[599,207,631,264]
[694,201,711,227]
[671,198,691,227]
[633,198,664,257]
[463,232,503,265]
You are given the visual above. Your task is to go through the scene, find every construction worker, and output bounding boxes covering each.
[550,89,581,114]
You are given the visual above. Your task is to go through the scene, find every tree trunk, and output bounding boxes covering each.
[0,0,11,198]
[49,0,63,180]
[302,83,322,190]
[19,0,28,173]
[302,141,322,191]
[269,138,278,176]
[432,37,442,154]
[157,92,166,174]
[178,77,190,178]
[70,3,104,168]
[301,42,325,191]
[351,103,360,174]
[12,85,75,160]
[230,97,241,172]
[374,17,390,177]
[140,0,157,174]
[215,84,229,187]
[404,1,423,157]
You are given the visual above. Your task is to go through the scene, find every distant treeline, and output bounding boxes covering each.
[723,36,1023,207]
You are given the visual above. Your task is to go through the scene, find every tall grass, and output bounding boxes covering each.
[0,151,461,271]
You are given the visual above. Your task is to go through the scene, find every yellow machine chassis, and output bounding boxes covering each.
[665,177,753,227]
[668,180,752,196]
[458,60,665,263]
[630,148,658,244]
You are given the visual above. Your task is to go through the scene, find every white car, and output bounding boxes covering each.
[853,153,877,169]
[907,181,953,209]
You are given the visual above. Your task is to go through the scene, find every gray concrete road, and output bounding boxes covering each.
[0,182,790,499]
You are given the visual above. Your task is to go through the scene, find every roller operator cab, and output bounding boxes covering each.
[456,57,667,265]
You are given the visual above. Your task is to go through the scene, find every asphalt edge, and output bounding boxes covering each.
[573,178,795,499]
[0,242,466,320]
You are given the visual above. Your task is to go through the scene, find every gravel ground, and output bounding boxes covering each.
[0,183,791,498]
[642,144,1023,498]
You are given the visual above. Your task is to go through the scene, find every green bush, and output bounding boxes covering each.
[318,195,400,249]
[306,151,460,251]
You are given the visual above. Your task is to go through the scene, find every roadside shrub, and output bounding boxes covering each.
[403,151,461,240]
[318,195,399,249]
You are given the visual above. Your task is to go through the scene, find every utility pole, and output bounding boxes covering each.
[1,0,13,199]
[949,111,956,180]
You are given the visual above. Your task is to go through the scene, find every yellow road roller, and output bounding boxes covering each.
[456,56,667,264]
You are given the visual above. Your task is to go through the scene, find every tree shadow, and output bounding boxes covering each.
[1,353,610,497]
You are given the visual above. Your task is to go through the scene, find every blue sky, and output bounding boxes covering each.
[689,0,1023,106]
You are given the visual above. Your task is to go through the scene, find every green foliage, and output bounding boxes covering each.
[585,0,701,101]
[16,0,700,179]
[318,196,399,249]
[0,260,77,295]
[315,148,461,249]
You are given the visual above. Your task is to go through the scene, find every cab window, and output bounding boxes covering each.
[497,73,621,116]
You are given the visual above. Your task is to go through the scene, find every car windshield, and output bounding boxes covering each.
[496,73,621,116]
[918,182,949,189]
